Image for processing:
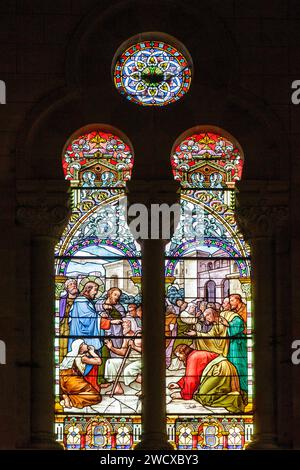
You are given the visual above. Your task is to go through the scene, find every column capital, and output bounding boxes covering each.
[235,180,289,239]
[16,179,70,239]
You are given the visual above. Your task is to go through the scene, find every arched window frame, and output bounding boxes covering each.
[165,127,253,450]
[54,125,142,450]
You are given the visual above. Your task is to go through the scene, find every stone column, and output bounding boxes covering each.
[17,181,69,449]
[136,238,171,449]
[127,180,179,450]
[274,223,293,447]
[236,180,289,450]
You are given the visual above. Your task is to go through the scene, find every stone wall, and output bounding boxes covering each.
[0,0,298,448]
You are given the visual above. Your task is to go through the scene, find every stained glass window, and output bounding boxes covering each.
[113,40,192,106]
[55,129,142,450]
[165,131,253,450]
[62,130,133,187]
[178,424,193,449]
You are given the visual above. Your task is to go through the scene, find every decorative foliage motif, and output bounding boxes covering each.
[167,194,250,260]
[56,196,140,258]
[56,416,139,450]
[114,41,192,106]
[171,132,243,188]
[16,203,69,238]
[62,131,133,186]
[236,203,289,239]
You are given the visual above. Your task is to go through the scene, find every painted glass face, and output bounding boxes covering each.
[113,40,192,106]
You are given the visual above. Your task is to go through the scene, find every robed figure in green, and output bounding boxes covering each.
[220,310,248,394]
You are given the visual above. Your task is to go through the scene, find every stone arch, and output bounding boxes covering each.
[18,0,282,183]
[165,238,250,278]
[65,0,238,89]
[15,1,288,184]
[205,279,216,303]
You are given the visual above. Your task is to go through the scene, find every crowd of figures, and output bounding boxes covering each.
[165,294,249,413]
[58,279,142,410]
[58,277,249,414]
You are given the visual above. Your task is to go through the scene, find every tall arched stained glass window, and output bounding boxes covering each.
[113,35,192,106]
[165,129,253,450]
[54,127,142,450]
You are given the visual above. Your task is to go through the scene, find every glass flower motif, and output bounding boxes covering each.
[113,40,192,106]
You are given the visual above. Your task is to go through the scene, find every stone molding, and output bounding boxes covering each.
[16,180,70,239]
[236,180,289,239]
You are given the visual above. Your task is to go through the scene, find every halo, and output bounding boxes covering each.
[78,276,105,298]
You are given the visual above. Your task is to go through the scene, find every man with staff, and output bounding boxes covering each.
[104,317,142,396]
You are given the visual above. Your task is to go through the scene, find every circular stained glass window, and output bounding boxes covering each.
[113,40,192,106]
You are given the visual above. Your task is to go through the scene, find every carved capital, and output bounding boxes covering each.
[235,180,289,240]
[236,204,289,239]
[16,180,70,239]
[17,204,70,239]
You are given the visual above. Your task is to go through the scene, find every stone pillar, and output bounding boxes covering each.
[17,181,69,449]
[136,238,171,449]
[127,180,179,450]
[274,222,293,447]
[236,180,289,450]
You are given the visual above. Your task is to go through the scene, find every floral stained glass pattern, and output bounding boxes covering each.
[62,131,133,187]
[171,132,243,188]
[114,40,192,106]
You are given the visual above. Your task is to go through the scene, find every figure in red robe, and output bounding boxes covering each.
[168,344,245,413]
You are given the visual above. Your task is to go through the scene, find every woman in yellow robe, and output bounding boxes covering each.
[195,353,245,412]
